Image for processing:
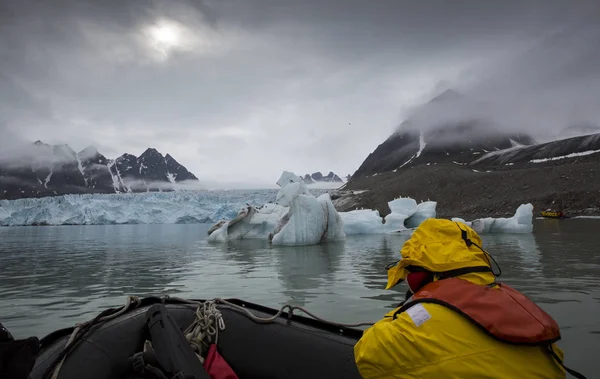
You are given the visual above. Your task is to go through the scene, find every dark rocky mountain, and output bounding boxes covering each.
[302,171,343,184]
[165,153,197,182]
[108,148,199,192]
[0,141,88,199]
[352,90,535,178]
[555,124,600,141]
[78,146,114,192]
[0,142,199,200]
[343,90,600,219]
[471,133,600,167]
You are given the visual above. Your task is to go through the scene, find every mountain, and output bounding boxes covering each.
[556,124,600,141]
[78,146,114,192]
[108,148,198,192]
[352,90,535,178]
[0,142,199,200]
[302,171,343,184]
[471,133,600,167]
[342,91,600,219]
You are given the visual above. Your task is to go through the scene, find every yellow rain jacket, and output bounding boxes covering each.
[354,218,567,379]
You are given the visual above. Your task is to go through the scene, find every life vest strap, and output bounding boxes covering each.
[547,345,587,379]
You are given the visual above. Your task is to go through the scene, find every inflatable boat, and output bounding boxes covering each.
[540,210,568,219]
[30,296,366,379]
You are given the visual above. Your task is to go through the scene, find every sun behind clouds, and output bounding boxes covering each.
[140,17,226,61]
[143,19,184,58]
[150,23,179,47]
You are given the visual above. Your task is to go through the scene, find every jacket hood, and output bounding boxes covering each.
[386,218,495,289]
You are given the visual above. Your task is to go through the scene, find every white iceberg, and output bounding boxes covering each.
[405,201,437,228]
[207,203,288,242]
[339,198,436,234]
[271,193,344,246]
[452,203,534,234]
[208,172,346,246]
[337,209,384,235]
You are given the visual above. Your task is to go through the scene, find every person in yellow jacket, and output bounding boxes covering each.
[354,218,586,379]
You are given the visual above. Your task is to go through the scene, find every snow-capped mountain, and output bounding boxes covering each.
[352,90,535,178]
[0,141,198,200]
[471,133,600,167]
[108,148,198,192]
[353,123,534,178]
[302,172,343,184]
[343,89,600,219]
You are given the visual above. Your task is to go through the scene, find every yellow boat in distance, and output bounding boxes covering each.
[540,209,568,219]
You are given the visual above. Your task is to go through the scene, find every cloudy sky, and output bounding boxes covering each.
[1,1,599,187]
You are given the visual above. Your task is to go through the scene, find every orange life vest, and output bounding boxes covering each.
[393,277,561,345]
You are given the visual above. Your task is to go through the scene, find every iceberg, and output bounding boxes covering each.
[208,203,288,242]
[405,201,437,228]
[339,198,433,234]
[208,172,346,246]
[452,204,534,234]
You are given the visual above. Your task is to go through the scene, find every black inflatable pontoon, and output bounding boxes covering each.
[31,297,365,379]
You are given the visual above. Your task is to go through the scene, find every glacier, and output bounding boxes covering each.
[0,169,534,238]
[0,190,276,226]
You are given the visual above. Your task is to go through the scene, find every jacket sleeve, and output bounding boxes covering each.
[354,312,418,379]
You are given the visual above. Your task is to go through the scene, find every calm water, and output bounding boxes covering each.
[1,219,599,373]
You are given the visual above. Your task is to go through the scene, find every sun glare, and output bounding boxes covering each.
[143,19,186,59]
[142,17,218,61]
[150,24,179,46]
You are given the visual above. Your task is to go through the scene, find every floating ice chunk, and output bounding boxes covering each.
[276,171,306,188]
[317,193,346,242]
[382,198,418,232]
[339,209,384,235]
[275,182,309,207]
[207,174,345,246]
[406,201,437,228]
[466,204,534,234]
[271,194,327,246]
[207,204,288,242]
[207,221,229,242]
[338,197,429,234]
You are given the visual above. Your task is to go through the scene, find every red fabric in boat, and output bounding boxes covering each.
[203,344,238,379]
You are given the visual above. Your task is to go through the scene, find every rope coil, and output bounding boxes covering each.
[183,300,226,361]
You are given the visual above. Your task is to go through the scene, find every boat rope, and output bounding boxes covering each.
[167,296,375,328]
[183,300,226,362]
[43,295,373,378]
[45,296,141,379]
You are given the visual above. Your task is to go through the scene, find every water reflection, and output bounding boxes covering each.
[273,242,345,306]
[345,233,410,308]
[0,220,599,374]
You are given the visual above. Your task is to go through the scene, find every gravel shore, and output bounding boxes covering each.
[334,157,600,220]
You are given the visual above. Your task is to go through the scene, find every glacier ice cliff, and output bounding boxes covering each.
[0,190,276,226]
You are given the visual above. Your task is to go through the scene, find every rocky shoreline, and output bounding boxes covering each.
[333,158,600,220]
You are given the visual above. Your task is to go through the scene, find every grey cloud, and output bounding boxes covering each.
[399,21,600,142]
[1,0,600,183]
